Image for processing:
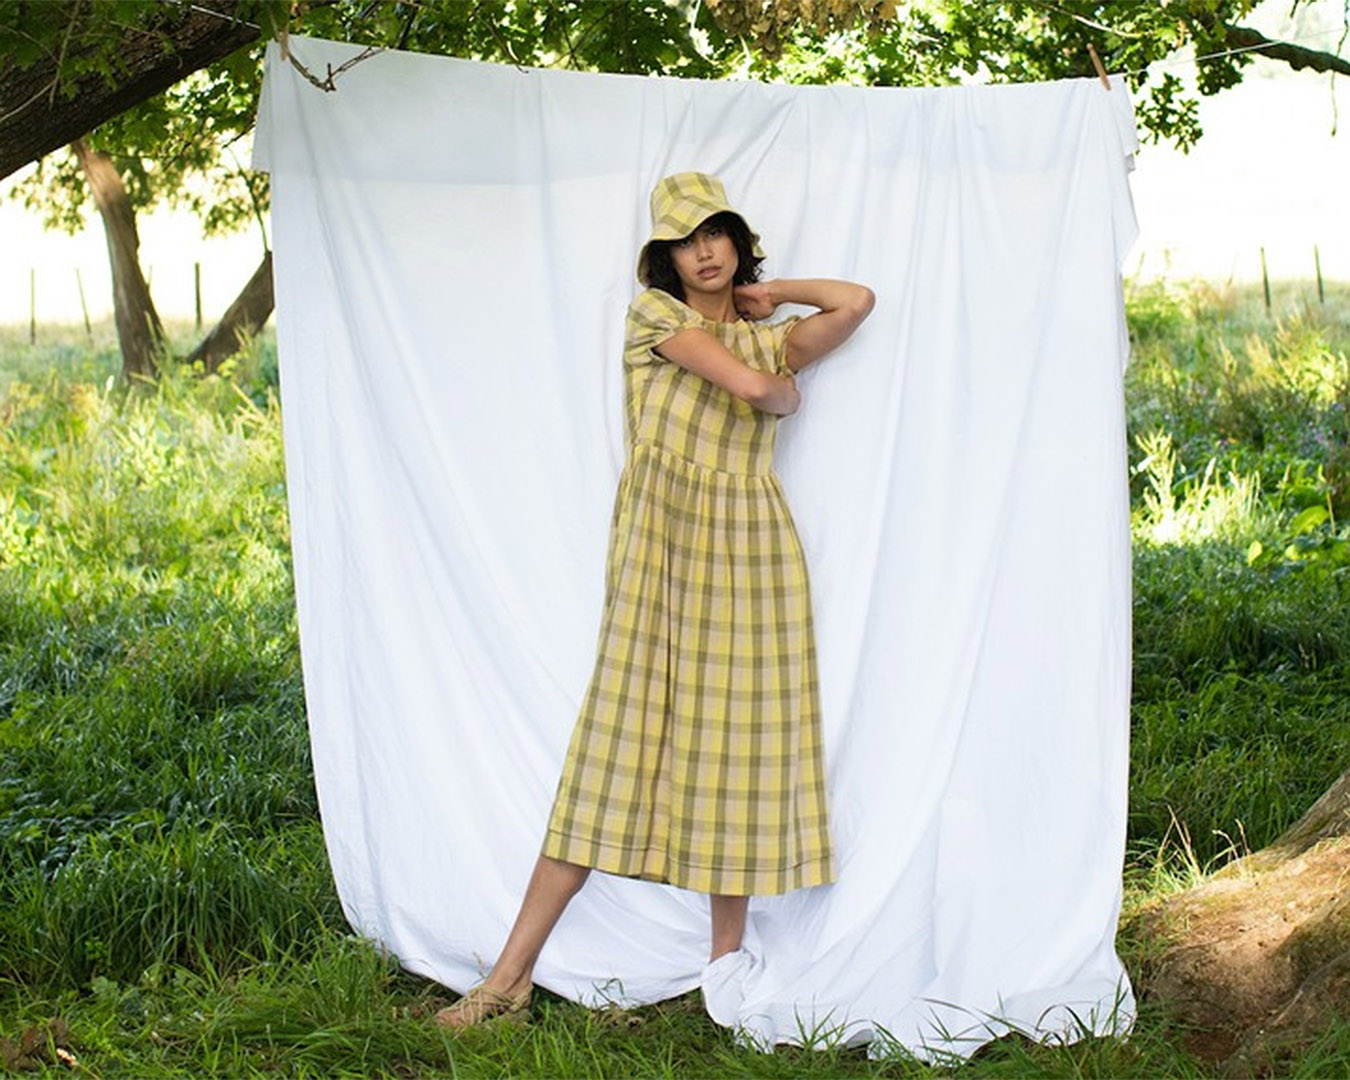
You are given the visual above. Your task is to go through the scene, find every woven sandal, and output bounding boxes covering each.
[434,984,532,1030]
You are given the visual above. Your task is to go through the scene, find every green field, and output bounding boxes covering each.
[2,282,1349,1077]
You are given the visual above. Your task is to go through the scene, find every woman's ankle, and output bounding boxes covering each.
[483,964,533,997]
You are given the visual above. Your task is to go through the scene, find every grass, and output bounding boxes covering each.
[1124,280,1350,875]
[1,283,1349,1076]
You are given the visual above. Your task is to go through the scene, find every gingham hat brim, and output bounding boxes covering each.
[636,172,765,285]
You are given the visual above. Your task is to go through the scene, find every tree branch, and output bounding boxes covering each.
[0,1,260,181]
[1221,22,1350,76]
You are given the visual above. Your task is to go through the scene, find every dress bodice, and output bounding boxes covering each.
[623,288,799,477]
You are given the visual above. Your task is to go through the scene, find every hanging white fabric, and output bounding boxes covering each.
[253,36,1139,1061]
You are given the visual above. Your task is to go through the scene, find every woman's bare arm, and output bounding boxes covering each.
[738,279,875,374]
[655,328,801,416]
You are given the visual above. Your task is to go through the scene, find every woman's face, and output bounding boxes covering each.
[670,219,739,296]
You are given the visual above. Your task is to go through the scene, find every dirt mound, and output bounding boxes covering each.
[1132,771,1350,1075]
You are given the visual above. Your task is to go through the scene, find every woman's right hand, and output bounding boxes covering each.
[755,372,800,416]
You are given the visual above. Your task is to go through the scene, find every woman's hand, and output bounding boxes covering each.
[753,372,801,417]
[734,282,778,321]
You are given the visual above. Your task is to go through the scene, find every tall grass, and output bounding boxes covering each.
[0,329,338,1002]
[1124,282,1350,879]
[1,285,1348,1076]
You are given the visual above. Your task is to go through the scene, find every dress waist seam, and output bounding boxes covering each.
[629,440,773,481]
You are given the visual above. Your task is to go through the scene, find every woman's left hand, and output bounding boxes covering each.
[734,282,777,321]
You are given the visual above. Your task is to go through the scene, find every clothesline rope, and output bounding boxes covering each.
[187,4,259,31]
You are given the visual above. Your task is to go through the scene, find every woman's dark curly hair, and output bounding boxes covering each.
[645,211,764,302]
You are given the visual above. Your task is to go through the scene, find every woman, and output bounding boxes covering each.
[437,172,874,1029]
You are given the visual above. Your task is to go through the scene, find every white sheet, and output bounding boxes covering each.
[253,37,1139,1061]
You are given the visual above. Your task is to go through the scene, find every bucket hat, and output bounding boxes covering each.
[636,171,765,286]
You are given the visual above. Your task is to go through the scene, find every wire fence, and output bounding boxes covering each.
[11,257,265,344]
[10,244,1342,350]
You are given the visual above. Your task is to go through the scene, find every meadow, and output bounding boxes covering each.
[1,280,1348,1077]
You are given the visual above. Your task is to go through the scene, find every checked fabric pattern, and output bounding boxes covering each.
[635,172,764,286]
[541,288,835,895]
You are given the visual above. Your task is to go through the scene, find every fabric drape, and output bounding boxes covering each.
[252,36,1139,1060]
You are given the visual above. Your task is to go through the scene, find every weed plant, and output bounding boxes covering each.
[1,285,1348,1076]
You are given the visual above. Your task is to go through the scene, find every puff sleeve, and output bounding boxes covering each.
[770,315,802,377]
[624,288,703,367]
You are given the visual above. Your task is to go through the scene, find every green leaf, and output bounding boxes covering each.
[1290,505,1330,536]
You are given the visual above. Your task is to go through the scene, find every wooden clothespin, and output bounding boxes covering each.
[1086,42,1110,90]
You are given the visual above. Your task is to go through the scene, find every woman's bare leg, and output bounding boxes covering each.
[475,854,591,997]
[709,894,749,961]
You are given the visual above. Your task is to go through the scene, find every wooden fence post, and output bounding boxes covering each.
[76,268,92,340]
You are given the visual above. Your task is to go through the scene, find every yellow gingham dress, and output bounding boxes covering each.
[540,287,835,896]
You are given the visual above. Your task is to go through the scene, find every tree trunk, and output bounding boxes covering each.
[187,252,274,372]
[1131,765,1350,1073]
[71,137,165,382]
[0,2,260,182]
